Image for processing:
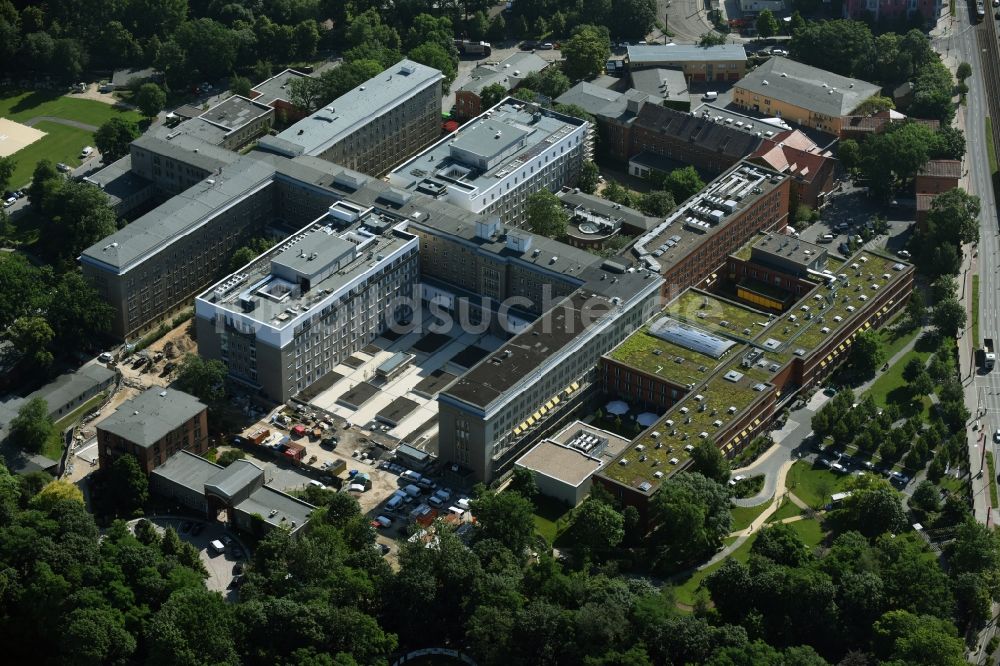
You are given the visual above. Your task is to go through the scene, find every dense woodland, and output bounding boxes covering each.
[0,449,996,666]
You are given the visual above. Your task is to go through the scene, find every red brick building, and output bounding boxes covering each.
[97,388,209,474]
[749,131,838,208]
[915,160,962,195]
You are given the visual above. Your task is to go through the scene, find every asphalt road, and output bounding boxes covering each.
[657,0,714,43]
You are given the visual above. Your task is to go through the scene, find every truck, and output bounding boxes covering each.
[984,338,996,371]
[455,39,492,56]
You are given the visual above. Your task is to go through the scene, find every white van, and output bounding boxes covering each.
[818,234,834,243]
[209,539,225,555]
[703,91,718,101]
[308,480,326,489]
[373,515,392,528]
[80,146,94,158]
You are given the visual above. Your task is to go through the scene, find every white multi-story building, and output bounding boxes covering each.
[195,209,419,402]
[388,98,590,227]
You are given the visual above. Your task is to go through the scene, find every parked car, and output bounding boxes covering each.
[993,429,1000,443]
[98,352,113,363]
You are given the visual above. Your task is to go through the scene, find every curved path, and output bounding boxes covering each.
[22,115,99,132]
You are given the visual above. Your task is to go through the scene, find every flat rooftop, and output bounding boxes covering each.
[627,43,747,64]
[259,59,443,157]
[198,216,416,331]
[663,289,773,339]
[84,155,152,206]
[629,68,689,104]
[752,233,828,268]
[518,421,632,487]
[458,52,549,96]
[199,95,272,131]
[388,99,586,197]
[252,68,312,105]
[632,161,787,275]
[81,156,276,272]
[235,485,314,530]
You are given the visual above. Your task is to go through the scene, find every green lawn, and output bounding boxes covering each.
[0,89,142,187]
[532,495,573,544]
[730,498,772,532]
[673,534,759,607]
[787,516,825,548]
[785,461,852,509]
[866,344,934,417]
[973,275,981,348]
[880,321,921,362]
[6,121,93,189]
[766,498,804,523]
[40,429,64,461]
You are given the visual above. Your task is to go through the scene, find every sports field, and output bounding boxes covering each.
[0,89,142,187]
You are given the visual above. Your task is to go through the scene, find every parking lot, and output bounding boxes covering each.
[129,516,249,598]
[797,181,915,259]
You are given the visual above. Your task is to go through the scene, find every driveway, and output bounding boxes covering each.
[130,515,249,599]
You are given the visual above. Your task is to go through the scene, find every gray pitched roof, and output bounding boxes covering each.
[150,450,223,492]
[736,57,881,117]
[555,82,626,117]
[205,459,264,499]
[458,52,549,96]
[633,104,764,159]
[629,68,689,103]
[97,388,205,448]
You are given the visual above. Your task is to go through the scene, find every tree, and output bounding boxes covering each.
[873,610,965,666]
[849,329,884,378]
[0,155,14,193]
[175,354,228,406]
[933,125,966,161]
[910,480,942,515]
[665,166,705,203]
[45,180,118,261]
[135,83,166,118]
[699,32,727,47]
[611,0,657,41]
[31,479,84,510]
[293,19,320,60]
[602,180,635,208]
[756,10,779,39]
[146,587,238,666]
[789,11,807,36]
[469,490,536,558]
[566,500,624,551]
[60,607,136,665]
[217,448,246,467]
[932,298,966,337]
[108,454,148,516]
[27,159,60,210]
[925,188,980,246]
[578,161,600,194]
[408,42,457,92]
[838,139,862,172]
[174,18,239,81]
[526,190,569,238]
[521,68,571,99]
[94,117,140,162]
[910,59,955,124]
[957,61,972,80]
[690,440,730,484]
[508,467,538,500]
[837,477,906,537]
[651,473,732,568]
[562,25,611,81]
[851,95,894,115]
[230,75,253,98]
[8,397,53,454]
[639,190,675,217]
[322,491,362,527]
[479,82,507,111]
[488,14,507,43]
[751,523,810,566]
[5,316,54,367]
[789,19,875,79]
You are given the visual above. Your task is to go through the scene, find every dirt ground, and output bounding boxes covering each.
[70,83,129,107]
[117,319,198,387]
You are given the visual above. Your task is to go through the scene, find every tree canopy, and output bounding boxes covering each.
[526,190,569,238]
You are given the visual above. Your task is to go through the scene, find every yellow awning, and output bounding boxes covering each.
[571,381,580,390]
[565,388,573,395]
[545,400,554,410]
[864,321,871,329]
[724,443,734,452]
[732,436,741,445]
[532,411,541,420]
[821,360,827,368]
[741,429,749,438]
[826,354,834,362]
[838,344,846,352]
[513,428,522,436]
[753,418,761,426]
[552,396,560,405]
[526,417,535,426]
[539,407,547,417]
